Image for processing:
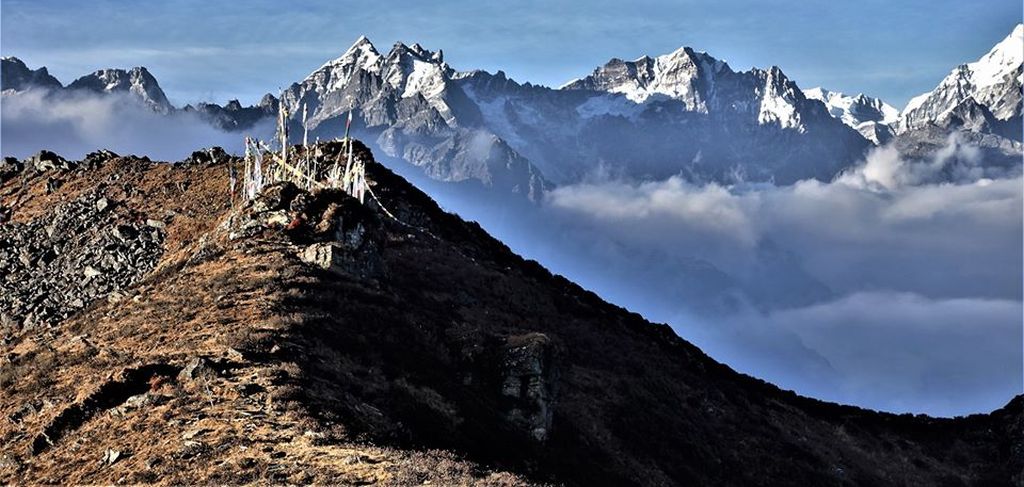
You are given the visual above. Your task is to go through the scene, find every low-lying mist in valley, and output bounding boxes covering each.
[444,137,1023,418]
[0,89,274,160]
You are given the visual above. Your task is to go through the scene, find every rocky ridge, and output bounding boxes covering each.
[898,24,1023,139]
[66,67,173,113]
[804,87,899,144]
[0,57,63,93]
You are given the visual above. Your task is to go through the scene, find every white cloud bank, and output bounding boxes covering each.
[1,89,271,160]
[541,139,1022,416]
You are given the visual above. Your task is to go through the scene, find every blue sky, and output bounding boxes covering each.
[1,0,1020,108]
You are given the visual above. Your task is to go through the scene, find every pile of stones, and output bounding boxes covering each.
[0,190,166,333]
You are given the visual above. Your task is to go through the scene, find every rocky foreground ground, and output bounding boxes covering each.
[0,144,1021,485]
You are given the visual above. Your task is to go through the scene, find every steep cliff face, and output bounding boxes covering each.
[0,143,1020,486]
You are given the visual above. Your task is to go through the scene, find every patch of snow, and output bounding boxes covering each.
[318,35,382,74]
[903,92,931,114]
[898,23,1022,129]
[806,87,899,128]
[558,77,582,89]
[758,91,800,130]
[968,23,1023,89]
[575,94,646,120]
[401,59,446,100]
[758,70,802,131]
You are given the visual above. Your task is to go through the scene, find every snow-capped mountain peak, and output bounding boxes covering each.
[899,23,1023,133]
[756,66,804,131]
[563,46,731,109]
[382,41,451,102]
[66,66,172,113]
[805,87,899,126]
[298,37,455,113]
[317,35,382,75]
[970,23,1024,90]
[804,87,899,143]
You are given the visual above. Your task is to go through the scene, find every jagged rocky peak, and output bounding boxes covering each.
[318,35,382,74]
[899,23,1023,133]
[560,45,829,133]
[1,56,63,92]
[381,40,452,100]
[66,66,172,113]
[750,65,807,131]
[805,87,899,127]
[258,93,279,110]
[563,45,731,108]
[299,36,453,103]
[805,87,899,144]
[188,94,279,131]
[289,35,472,129]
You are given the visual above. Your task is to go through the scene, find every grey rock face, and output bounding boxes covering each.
[0,157,24,184]
[274,38,547,200]
[463,64,871,185]
[499,333,556,442]
[891,124,1023,181]
[179,146,231,167]
[0,191,166,333]
[26,150,75,172]
[187,96,278,131]
[251,181,300,213]
[66,66,172,113]
[1,57,63,92]
[299,243,343,270]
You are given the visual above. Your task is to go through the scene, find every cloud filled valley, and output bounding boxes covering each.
[528,141,1021,417]
[0,88,273,161]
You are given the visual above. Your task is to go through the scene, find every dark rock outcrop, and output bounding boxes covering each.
[1,57,63,92]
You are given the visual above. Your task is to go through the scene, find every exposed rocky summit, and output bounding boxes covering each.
[1,57,174,114]
[185,95,279,131]
[0,143,1019,485]
[804,87,899,144]
[1,57,62,93]
[66,67,173,113]
[898,24,1023,140]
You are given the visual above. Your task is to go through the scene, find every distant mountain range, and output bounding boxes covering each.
[803,88,899,144]
[3,24,1021,197]
[2,58,173,113]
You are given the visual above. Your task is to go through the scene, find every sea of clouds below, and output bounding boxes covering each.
[538,138,1022,417]
[2,88,1021,417]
